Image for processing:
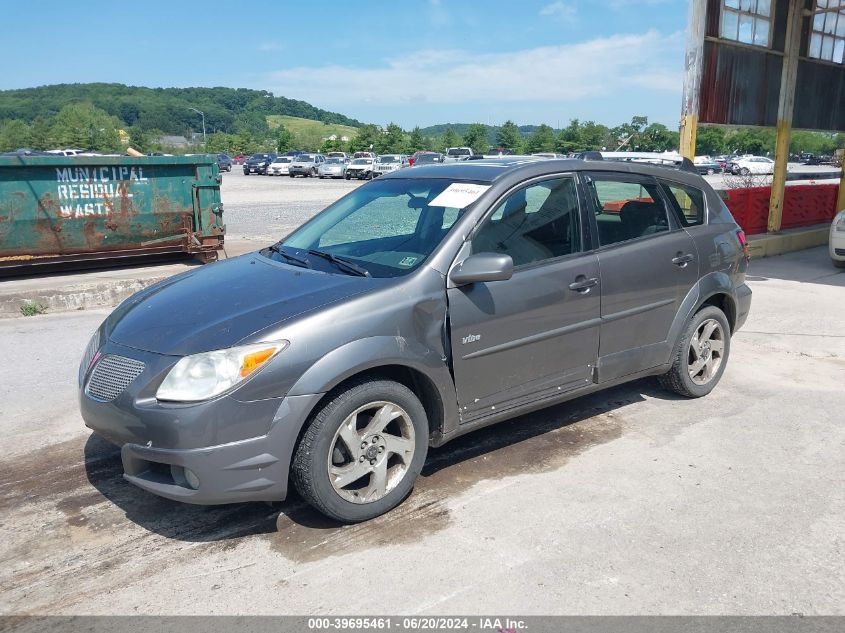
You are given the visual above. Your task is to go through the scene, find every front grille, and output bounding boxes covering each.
[86,355,146,401]
[836,248,845,256]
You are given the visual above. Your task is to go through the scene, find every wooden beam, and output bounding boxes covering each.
[680,0,707,161]
[768,0,804,234]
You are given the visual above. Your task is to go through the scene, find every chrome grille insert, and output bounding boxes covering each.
[86,355,146,402]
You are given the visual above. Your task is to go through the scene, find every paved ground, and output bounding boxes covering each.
[0,246,842,615]
[221,170,361,242]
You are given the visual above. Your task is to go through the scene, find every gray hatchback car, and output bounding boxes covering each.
[79,158,752,522]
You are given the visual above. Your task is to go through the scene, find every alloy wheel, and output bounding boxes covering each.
[326,401,416,504]
[688,318,725,385]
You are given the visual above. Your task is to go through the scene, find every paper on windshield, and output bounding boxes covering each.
[428,183,491,209]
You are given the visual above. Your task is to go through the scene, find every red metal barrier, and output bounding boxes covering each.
[722,183,840,235]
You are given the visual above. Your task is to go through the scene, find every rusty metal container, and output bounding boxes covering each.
[0,154,224,271]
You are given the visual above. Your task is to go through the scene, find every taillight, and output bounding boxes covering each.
[736,229,750,260]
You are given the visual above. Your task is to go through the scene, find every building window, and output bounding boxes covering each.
[808,1,845,64]
[720,0,773,48]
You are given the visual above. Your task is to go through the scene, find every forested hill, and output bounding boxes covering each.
[0,83,362,135]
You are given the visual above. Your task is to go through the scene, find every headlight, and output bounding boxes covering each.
[835,210,845,232]
[156,341,288,402]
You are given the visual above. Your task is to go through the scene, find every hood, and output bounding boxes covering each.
[105,254,375,356]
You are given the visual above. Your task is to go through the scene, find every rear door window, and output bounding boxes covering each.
[586,177,669,247]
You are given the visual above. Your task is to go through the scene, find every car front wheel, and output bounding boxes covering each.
[291,378,428,523]
[659,305,731,398]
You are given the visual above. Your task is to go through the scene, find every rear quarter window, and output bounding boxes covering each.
[660,181,706,227]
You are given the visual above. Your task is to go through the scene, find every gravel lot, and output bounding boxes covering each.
[0,247,843,615]
[221,170,362,243]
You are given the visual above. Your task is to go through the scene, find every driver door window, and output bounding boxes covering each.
[472,177,582,267]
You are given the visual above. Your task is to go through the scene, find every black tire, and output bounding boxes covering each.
[707,168,715,175]
[291,378,429,523]
[659,305,731,398]
[289,174,295,178]
[740,167,750,176]
[345,174,351,180]
[310,168,318,178]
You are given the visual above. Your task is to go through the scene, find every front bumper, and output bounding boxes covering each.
[830,226,845,261]
[117,393,322,504]
[79,341,323,505]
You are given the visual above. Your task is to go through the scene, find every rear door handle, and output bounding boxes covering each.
[568,276,599,292]
[672,253,695,266]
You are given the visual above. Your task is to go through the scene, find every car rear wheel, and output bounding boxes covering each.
[659,306,731,398]
[291,378,428,523]
[311,168,318,178]
[740,167,750,176]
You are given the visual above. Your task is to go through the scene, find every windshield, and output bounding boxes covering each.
[250,154,270,160]
[351,159,371,165]
[327,152,345,158]
[297,154,315,162]
[416,154,442,164]
[325,158,344,164]
[447,148,470,156]
[378,156,399,163]
[279,178,468,278]
[273,157,291,163]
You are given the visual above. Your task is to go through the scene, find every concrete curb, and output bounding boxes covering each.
[747,224,830,259]
[1,275,171,318]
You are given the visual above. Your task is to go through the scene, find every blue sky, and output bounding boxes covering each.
[1,0,689,128]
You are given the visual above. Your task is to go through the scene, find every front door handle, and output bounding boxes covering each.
[672,253,695,267]
[568,276,599,292]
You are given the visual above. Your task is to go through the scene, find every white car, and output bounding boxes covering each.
[372,154,408,177]
[267,156,293,176]
[728,156,775,175]
[345,158,374,180]
[830,208,845,268]
[443,147,473,162]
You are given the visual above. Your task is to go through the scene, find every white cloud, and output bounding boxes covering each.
[266,30,683,110]
[539,1,577,21]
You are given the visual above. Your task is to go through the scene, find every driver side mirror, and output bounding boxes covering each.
[449,253,514,286]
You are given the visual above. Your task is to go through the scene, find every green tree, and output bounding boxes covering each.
[50,103,121,151]
[727,128,775,155]
[639,123,677,152]
[555,119,581,154]
[695,126,727,155]
[349,124,381,153]
[438,126,461,152]
[275,123,295,153]
[408,126,426,152]
[0,119,32,151]
[29,116,53,150]
[579,121,612,150]
[378,122,406,153]
[496,120,523,152]
[462,123,489,155]
[524,124,556,153]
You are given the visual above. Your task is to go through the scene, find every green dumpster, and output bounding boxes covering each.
[0,154,224,271]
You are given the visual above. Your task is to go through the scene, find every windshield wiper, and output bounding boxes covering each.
[307,250,371,277]
[267,244,311,269]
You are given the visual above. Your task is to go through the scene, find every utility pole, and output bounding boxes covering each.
[768,0,803,234]
[679,0,706,161]
[188,107,206,151]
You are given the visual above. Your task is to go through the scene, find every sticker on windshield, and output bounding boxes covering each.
[428,183,491,209]
[398,256,418,267]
